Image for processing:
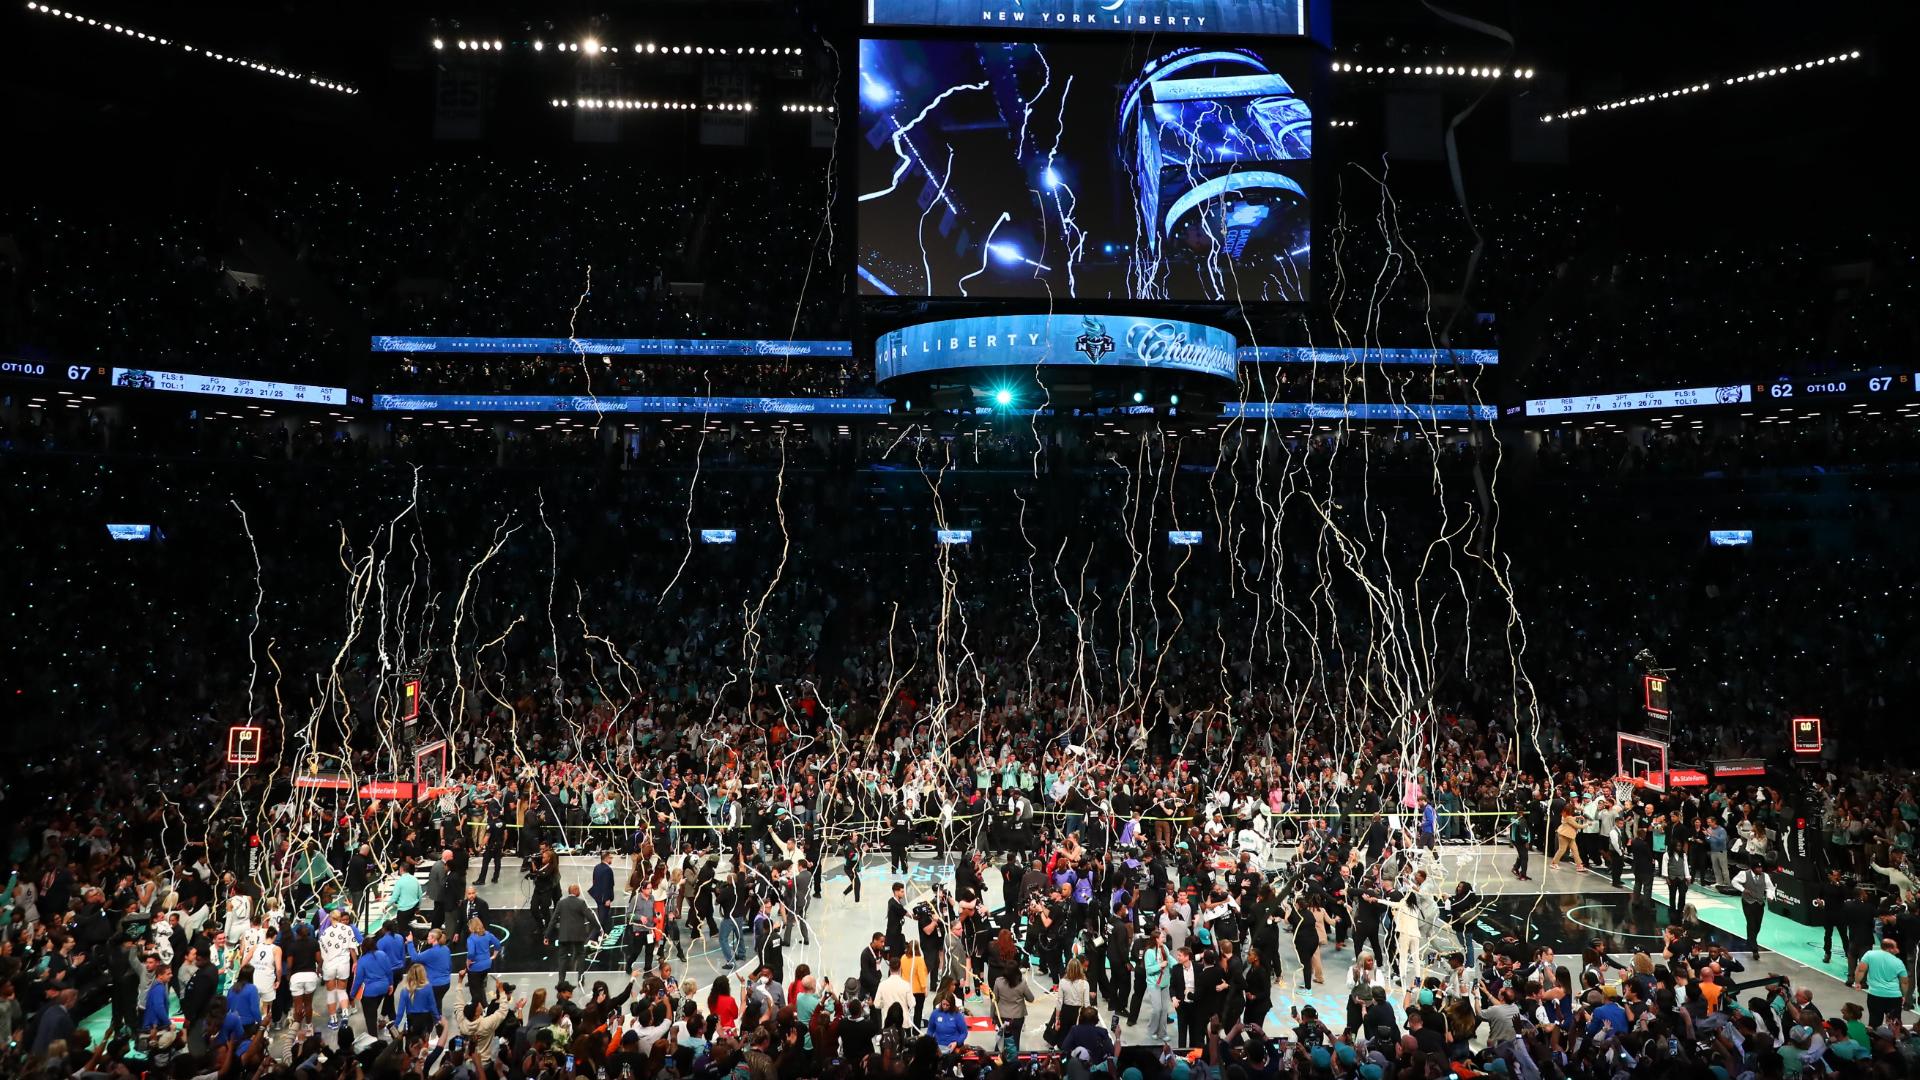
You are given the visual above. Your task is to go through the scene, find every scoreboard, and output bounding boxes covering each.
[1756,371,1914,402]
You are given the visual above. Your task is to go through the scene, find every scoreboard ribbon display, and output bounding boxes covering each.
[876,314,1238,382]
[371,336,853,357]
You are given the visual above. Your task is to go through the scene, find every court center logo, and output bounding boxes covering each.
[1074,318,1116,363]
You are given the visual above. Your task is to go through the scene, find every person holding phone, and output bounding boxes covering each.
[458,991,520,1069]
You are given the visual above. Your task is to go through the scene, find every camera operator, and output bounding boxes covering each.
[1026,886,1069,981]
[525,841,559,925]
[915,890,945,986]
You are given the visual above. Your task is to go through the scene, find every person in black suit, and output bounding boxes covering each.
[477,800,509,885]
[457,885,493,938]
[546,884,601,985]
[178,947,218,1032]
[589,852,618,930]
[842,837,864,902]
[1205,948,1240,1027]
[805,826,824,900]
[1817,869,1851,964]
[426,850,452,929]
[886,883,909,956]
[1363,816,1389,868]
[859,933,888,999]
[1630,830,1657,906]
[1352,882,1388,972]
[888,817,911,874]
[1842,887,1879,985]
[1171,945,1200,1048]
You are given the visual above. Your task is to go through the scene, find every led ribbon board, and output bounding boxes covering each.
[864,0,1306,36]
[373,395,892,414]
[875,314,1238,383]
[371,336,853,357]
[1226,402,1498,421]
[1524,384,1752,416]
[112,368,347,405]
[1238,347,1498,366]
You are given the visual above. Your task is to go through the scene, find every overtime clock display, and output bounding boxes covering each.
[1759,372,1912,400]
[0,360,106,382]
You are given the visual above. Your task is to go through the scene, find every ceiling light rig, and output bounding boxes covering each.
[433,37,805,58]
[1542,48,1861,123]
[550,98,755,112]
[24,1,359,93]
[1332,60,1535,79]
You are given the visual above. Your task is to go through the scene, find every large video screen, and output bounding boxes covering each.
[857,40,1313,302]
[865,0,1305,37]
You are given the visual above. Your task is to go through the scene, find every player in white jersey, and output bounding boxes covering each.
[317,910,361,1030]
[250,925,282,1027]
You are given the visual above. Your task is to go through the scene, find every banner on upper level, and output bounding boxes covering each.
[865,0,1307,37]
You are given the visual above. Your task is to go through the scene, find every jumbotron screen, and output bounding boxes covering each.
[857,39,1313,302]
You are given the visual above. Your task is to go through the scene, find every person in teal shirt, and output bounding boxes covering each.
[389,864,423,924]
[1856,935,1910,1027]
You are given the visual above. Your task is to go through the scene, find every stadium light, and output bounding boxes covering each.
[1546,47,1859,123]
[1333,58,1535,81]
[993,388,1014,407]
[432,37,443,49]
[25,1,359,92]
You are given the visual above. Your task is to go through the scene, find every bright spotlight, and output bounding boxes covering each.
[993,388,1013,407]
[1132,391,1146,404]
[432,37,444,49]
[533,40,544,51]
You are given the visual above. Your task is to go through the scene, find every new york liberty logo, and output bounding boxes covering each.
[1075,318,1115,363]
